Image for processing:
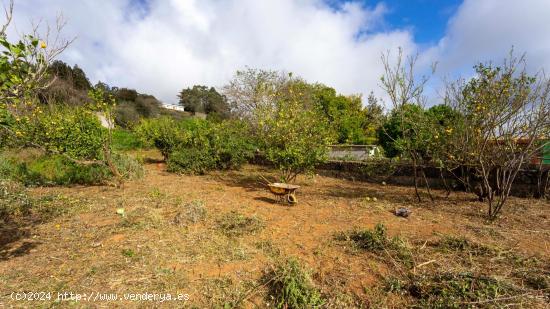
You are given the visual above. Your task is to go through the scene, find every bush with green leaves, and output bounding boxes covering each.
[209,120,256,169]
[256,80,335,182]
[12,106,106,160]
[311,84,369,144]
[166,119,255,174]
[263,257,324,309]
[135,116,189,160]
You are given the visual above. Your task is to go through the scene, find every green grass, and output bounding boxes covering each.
[112,129,144,151]
[0,150,143,186]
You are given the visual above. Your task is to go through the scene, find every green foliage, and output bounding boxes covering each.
[263,257,324,309]
[111,152,144,180]
[167,147,216,174]
[0,34,45,104]
[113,102,141,128]
[136,116,188,160]
[133,95,161,118]
[0,178,85,222]
[377,104,426,158]
[312,84,368,144]
[48,60,92,90]
[12,106,106,160]
[445,56,550,219]
[345,223,390,251]
[216,210,264,237]
[114,88,138,102]
[10,155,109,186]
[209,120,256,169]
[112,129,143,151]
[337,223,412,267]
[377,104,460,161]
[423,105,463,165]
[166,119,255,174]
[178,85,229,118]
[0,151,142,186]
[434,235,493,256]
[257,80,335,182]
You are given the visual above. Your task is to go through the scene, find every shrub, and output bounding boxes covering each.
[14,155,110,186]
[111,152,144,180]
[210,120,255,169]
[257,80,335,182]
[434,235,493,256]
[120,206,164,229]
[166,119,255,174]
[263,257,324,308]
[135,116,188,160]
[167,147,217,174]
[13,106,106,161]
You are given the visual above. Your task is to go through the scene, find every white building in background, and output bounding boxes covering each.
[163,103,186,112]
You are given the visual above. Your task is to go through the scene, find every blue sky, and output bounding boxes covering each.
[370,0,462,44]
[325,0,462,45]
[8,0,550,105]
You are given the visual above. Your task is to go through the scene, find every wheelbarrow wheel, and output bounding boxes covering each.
[287,193,297,204]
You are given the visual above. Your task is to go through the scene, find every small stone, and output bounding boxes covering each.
[395,207,411,218]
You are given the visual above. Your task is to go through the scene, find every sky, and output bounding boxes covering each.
[4,0,550,107]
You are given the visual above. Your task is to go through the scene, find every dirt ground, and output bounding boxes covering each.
[1,153,549,308]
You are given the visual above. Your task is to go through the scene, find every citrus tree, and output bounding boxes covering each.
[256,78,335,183]
[0,2,125,184]
[445,54,550,219]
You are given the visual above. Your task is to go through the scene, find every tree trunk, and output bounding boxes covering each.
[412,154,421,202]
[421,167,434,202]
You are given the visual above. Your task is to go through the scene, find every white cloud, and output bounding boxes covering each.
[426,0,550,80]
[8,0,550,107]
[7,0,417,105]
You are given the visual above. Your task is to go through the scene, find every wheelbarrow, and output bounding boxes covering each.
[267,182,300,204]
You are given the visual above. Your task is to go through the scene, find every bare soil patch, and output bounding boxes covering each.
[1,154,549,308]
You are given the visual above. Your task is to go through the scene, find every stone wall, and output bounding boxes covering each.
[316,160,550,198]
